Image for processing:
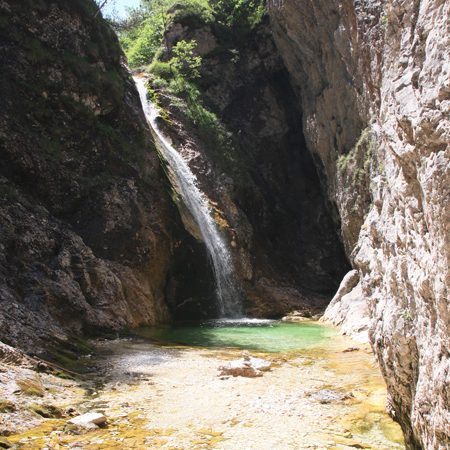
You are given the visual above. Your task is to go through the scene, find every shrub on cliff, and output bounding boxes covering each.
[113,0,266,68]
[211,0,265,32]
[114,0,212,67]
[171,40,202,79]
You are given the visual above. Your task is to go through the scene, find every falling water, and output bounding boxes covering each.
[135,77,243,318]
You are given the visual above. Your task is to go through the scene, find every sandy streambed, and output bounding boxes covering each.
[2,332,404,449]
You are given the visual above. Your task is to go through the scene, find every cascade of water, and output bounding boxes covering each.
[135,77,243,318]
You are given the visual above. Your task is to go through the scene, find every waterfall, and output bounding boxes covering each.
[135,77,243,318]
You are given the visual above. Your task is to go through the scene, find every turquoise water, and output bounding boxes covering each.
[135,319,337,353]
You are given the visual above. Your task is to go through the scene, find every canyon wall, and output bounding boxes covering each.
[269,0,449,448]
[0,0,211,353]
[1,0,448,447]
[150,14,350,318]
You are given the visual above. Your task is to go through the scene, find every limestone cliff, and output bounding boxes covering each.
[269,0,449,448]
[0,0,212,353]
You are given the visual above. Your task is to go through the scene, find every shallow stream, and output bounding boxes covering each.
[7,320,405,449]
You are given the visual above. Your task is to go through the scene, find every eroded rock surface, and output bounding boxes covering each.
[322,270,370,343]
[0,0,211,352]
[149,14,350,318]
[269,0,449,448]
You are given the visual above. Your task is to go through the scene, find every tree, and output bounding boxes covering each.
[170,40,202,80]
[94,0,112,17]
[210,0,265,31]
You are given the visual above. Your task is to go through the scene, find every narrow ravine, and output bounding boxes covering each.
[1,0,447,448]
[135,77,243,318]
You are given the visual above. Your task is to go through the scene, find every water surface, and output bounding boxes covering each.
[135,319,337,353]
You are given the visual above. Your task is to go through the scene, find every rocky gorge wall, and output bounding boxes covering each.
[269,0,449,448]
[1,0,448,447]
[0,0,213,354]
[149,14,350,319]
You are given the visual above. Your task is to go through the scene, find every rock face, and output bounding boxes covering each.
[360,2,449,447]
[0,0,212,352]
[269,0,449,448]
[321,270,370,343]
[152,14,350,318]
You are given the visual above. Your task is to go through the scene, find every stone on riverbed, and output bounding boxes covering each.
[0,437,12,449]
[67,412,107,429]
[310,389,354,404]
[218,354,271,378]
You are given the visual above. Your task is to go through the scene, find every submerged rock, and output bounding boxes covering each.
[0,400,16,413]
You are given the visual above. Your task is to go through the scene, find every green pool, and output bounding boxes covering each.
[135,318,337,353]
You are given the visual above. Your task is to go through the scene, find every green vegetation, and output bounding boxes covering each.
[337,127,374,183]
[147,60,172,79]
[211,0,266,32]
[167,75,232,155]
[109,0,265,183]
[113,0,265,69]
[171,40,202,79]
[117,0,213,67]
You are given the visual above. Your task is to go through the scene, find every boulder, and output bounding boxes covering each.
[281,310,311,323]
[218,354,271,378]
[68,412,107,429]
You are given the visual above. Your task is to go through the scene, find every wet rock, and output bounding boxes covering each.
[29,403,64,419]
[157,15,349,319]
[15,377,45,397]
[0,0,210,353]
[64,407,79,417]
